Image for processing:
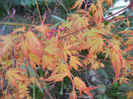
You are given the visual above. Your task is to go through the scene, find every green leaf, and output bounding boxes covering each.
[97,69,108,78]
[60,83,64,95]
[52,15,66,22]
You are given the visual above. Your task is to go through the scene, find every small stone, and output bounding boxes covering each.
[91,76,96,82]
[89,70,97,76]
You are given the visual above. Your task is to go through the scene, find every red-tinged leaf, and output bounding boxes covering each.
[34,24,53,38]
[124,45,133,52]
[74,76,87,90]
[20,39,29,58]
[105,0,113,7]
[44,44,59,55]
[73,76,97,98]
[83,87,99,98]
[29,52,41,69]
[0,78,3,91]
[69,56,83,70]
[89,3,97,15]
[126,91,133,99]
[25,31,42,52]
[52,64,70,75]
[13,26,26,33]
[110,46,124,83]
[71,0,85,10]
[70,90,77,99]
[20,31,42,58]
[42,55,56,69]
[61,42,72,61]
[45,73,68,82]
[119,76,129,85]
[0,35,13,56]
[6,68,27,87]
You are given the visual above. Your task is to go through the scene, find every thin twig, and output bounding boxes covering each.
[35,0,42,22]
[33,68,54,99]
[0,22,37,27]
[43,0,52,13]
[105,16,133,22]
[104,7,128,20]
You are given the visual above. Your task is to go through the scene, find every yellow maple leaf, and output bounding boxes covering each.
[24,31,42,53]
[71,0,85,10]
[29,52,41,69]
[52,64,70,75]
[126,91,133,99]
[74,76,98,98]
[20,31,42,58]
[0,35,13,56]
[89,3,97,15]
[6,68,27,87]
[69,56,83,70]
[42,55,57,70]
[13,26,26,33]
[34,24,52,38]
[44,43,59,55]
[105,0,113,7]
[45,72,68,82]
[70,90,77,99]
[110,45,124,83]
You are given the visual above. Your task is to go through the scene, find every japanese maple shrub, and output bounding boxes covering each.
[0,0,133,99]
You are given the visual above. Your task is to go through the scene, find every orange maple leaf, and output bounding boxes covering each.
[71,0,85,10]
[69,56,83,70]
[70,90,77,99]
[6,68,27,87]
[45,72,68,82]
[34,24,53,38]
[0,35,13,56]
[52,64,70,75]
[20,31,42,58]
[110,45,124,83]
[29,52,41,69]
[126,91,133,99]
[74,76,98,98]
[89,3,97,15]
[42,55,56,70]
[105,0,113,7]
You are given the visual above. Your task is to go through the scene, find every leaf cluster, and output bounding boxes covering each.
[0,0,133,99]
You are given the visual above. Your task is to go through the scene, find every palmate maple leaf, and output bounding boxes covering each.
[69,56,83,70]
[110,44,124,83]
[52,64,70,75]
[71,0,85,10]
[80,36,104,59]
[70,14,89,30]
[70,90,77,99]
[34,24,53,38]
[45,64,71,82]
[73,76,99,98]
[0,35,13,56]
[126,91,133,99]
[14,82,31,99]
[89,3,97,15]
[42,55,57,70]
[45,72,68,82]
[20,31,42,58]
[44,43,59,55]
[29,52,41,69]
[6,68,28,87]
[105,0,113,7]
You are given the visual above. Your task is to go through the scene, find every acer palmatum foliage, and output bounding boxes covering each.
[0,0,133,98]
